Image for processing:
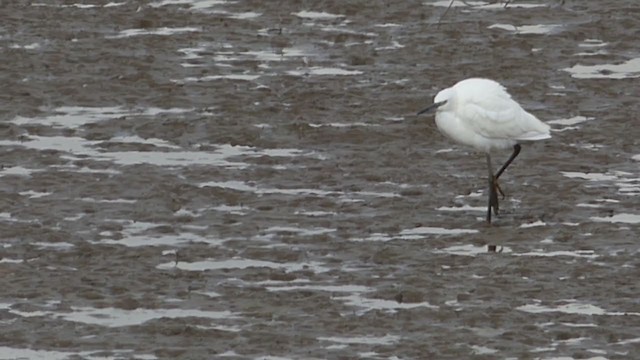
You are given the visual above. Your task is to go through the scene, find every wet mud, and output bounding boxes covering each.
[0,0,639,359]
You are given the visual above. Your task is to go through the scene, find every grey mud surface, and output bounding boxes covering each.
[1,1,639,359]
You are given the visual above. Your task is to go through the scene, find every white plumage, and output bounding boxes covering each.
[432,78,550,153]
[417,78,551,224]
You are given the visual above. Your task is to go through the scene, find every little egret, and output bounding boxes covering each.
[417,78,551,223]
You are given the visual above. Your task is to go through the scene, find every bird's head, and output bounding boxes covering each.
[417,87,453,115]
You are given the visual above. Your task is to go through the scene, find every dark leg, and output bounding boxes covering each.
[486,154,499,223]
[495,144,521,180]
[486,144,522,224]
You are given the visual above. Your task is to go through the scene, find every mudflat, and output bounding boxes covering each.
[0,1,639,359]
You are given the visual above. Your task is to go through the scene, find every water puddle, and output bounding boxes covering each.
[470,345,498,355]
[149,0,229,10]
[32,242,75,250]
[266,284,372,293]
[333,293,438,316]
[1,117,319,169]
[351,226,478,242]
[561,172,619,182]
[434,244,513,256]
[211,204,250,215]
[375,40,405,51]
[561,171,640,195]
[563,58,640,79]
[219,48,309,62]
[317,25,378,38]
[262,226,336,237]
[0,347,156,360]
[427,1,546,9]
[292,11,345,20]
[10,106,191,129]
[294,210,337,217]
[203,10,261,19]
[519,220,547,228]
[201,180,399,199]
[517,301,640,316]
[19,190,51,199]
[488,24,563,35]
[286,67,364,76]
[179,43,313,71]
[178,74,262,82]
[434,244,596,258]
[32,2,126,8]
[399,226,479,237]
[157,258,330,273]
[9,42,40,50]
[575,39,608,56]
[92,219,224,247]
[1,302,238,328]
[513,249,598,259]
[107,27,200,39]
[95,232,223,247]
[308,122,379,128]
[318,334,400,345]
[436,205,485,212]
[548,116,595,132]
[590,213,640,224]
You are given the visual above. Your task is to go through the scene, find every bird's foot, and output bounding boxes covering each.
[493,176,506,199]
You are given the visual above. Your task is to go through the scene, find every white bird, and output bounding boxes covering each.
[417,78,551,224]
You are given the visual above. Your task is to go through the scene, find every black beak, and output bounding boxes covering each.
[417,100,446,115]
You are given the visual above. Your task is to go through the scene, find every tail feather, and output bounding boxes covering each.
[517,113,551,141]
[516,132,551,141]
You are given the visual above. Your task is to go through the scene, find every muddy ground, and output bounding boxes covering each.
[0,0,639,359]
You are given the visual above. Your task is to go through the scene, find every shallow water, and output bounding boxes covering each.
[1,0,639,359]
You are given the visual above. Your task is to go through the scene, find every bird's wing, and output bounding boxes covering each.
[458,94,548,141]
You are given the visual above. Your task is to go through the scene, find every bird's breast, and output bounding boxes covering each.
[435,112,467,144]
[434,111,515,152]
